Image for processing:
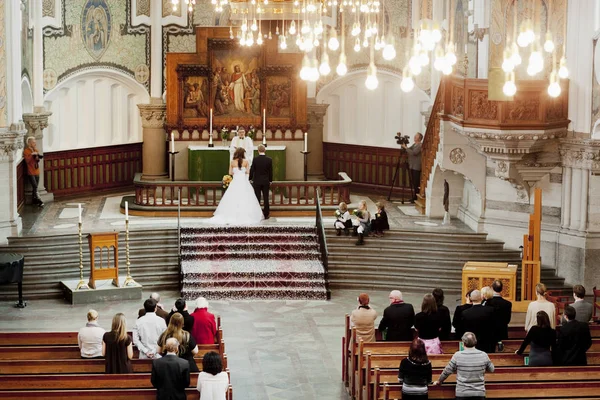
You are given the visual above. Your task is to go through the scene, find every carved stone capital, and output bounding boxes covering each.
[22,111,53,139]
[559,138,600,171]
[0,124,27,163]
[138,103,167,129]
[307,102,329,127]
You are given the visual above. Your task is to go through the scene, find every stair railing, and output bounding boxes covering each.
[315,188,331,300]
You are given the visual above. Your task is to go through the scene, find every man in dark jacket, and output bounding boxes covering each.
[556,305,592,366]
[167,298,195,332]
[138,292,169,321]
[452,289,473,340]
[151,337,190,400]
[378,290,415,341]
[461,289,496,353]
[249,144,273,219]
[485,280,512,344]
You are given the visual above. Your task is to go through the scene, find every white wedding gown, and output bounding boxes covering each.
[208,167,264,225]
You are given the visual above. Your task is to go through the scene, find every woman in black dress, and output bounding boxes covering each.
[414,294,443,354]
[158,313,199,372]
[432,288,451,341]
[398,339,432,399]
[516,310,556,366]
[371,202,390,237]
[102,313,133,373]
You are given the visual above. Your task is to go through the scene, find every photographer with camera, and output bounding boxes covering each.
[23,137,44,207]
[401,132,423,202]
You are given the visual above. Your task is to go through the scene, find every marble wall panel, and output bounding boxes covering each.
[0,0,6,127]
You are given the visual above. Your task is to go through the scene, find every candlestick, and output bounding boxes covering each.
[75,222,89,290]
[263,108,266,134]
[78,203,82,224]
[125,201,129,221]
[209,108,214,147]
[170,132,175,153]
[122,219,138,287]
[304,132,308,152]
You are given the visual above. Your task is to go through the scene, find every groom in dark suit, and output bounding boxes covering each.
[250,144,273,219]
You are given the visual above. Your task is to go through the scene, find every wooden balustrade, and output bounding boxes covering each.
[419,79,445,205]
[133,172,351,208]
[43,143,143,197]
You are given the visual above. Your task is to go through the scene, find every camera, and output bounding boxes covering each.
[395,133,410,146]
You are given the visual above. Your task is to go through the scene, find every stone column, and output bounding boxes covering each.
[0,123,27,244]
[138,100,167,180]
[306,100,329,179]
[22,111,53,203]
[32,0,44,110]
[150,0,163,100]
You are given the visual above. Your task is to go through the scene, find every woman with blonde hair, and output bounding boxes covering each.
[102,313,133,373]
[158,313,200,372]
[354,200,371,246]
[525,283,556,331]
[481,286,494,305]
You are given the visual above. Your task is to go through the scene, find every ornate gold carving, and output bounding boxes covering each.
[469,91,498,120]
[452,86,464,118]
[138,103,167,129]
[507,98,540,120]
[546,97,565,121]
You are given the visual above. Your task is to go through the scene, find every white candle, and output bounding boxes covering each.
[170,132,175,153]
[304,132,308,152]
[78,204,82,224]
[209,108,213,140]
[263,108,266,135]
[465,44,468,54]
[125,201,129,221]
[262,133,266,145]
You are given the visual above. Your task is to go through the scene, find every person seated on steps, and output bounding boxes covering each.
[334,202,352,236]
[353,200,371,246]
[371,201,389,237]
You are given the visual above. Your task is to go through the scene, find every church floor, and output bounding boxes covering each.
[0,289,526,400]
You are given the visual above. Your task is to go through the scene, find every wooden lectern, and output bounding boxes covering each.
[462,262,517,301]
[87,232,119,289]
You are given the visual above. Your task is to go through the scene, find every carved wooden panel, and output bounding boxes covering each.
[469,90,498,120]
[452,85,464,118]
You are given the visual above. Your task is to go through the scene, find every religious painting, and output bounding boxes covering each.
[183,76,210,118]
[81,0,112,61]
[210,47,261,118]
[266,76,292,118]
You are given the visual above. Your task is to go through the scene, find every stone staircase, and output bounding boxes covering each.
[180,226,328,300]
[0,229,180,300]
[325,228,566,297]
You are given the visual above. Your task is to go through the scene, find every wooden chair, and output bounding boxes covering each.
[593,286,600,322]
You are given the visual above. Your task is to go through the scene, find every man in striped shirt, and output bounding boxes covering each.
[433,332,495,399]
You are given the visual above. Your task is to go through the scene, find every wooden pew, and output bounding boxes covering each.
[0,341,225,361]
[0,386,233,400]
[382,381,600,399]
[0,354,229,374]
[373,366,600,400]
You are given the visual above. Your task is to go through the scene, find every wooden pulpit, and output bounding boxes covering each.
[87,232,119,289]
[461,262,517,301]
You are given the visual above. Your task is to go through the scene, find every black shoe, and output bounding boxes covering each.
[355,234,364,246]
[263,215,270,220]
[336,229,342,236]
[344,229,350,236]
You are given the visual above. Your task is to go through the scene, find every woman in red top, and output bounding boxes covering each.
[190,297,217,344]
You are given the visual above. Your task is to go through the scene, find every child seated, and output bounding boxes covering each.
[371,202,390,237]
[353,200,371,246]
[334,202,352,236]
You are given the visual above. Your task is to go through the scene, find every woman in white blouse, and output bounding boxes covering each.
[525,283,557,331]
[197,351,229,400]
[78,309,106,358]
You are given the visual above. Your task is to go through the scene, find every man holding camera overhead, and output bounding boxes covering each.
[401,132,423,202]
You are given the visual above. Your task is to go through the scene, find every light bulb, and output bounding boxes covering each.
[240,36,246,46]
[401,76,414,92]
[319,53,331,76]
[328,29,339,50]
[502,58,514,73]
[543,32,555,53]
[251,19,258,31]
[432,23,442,43]
[365,64,378,90]
[247,32,254,46]
[446,43,457,66]
[314,21,323,35]
[434,46,445,71]
[419,51,429,67]
[336,54,348,76]
[382,43,396,60]
[442,64,453,75]
[301,22,310,34]
[503,80,516,96]
[517,31,528,48]
[242,21,248,32]
[257,35,263,45]
[548,81,561,97]
[558,57,569,79]
[279,35,287,50]
[268,31,272,40]
[351,22,361,37]
[289,21,297,35]
[362,36,369,48]
[300,55,311,80]
[510,46,522,66]
[529,50,543,73]
[354,38,361,52]
[527,64,537,76]
[409,56,422,75]
[309,58,320,82]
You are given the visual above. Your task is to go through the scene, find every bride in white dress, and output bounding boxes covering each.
[208,148,264,225]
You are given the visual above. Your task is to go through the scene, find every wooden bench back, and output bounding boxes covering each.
[0,386,233,400]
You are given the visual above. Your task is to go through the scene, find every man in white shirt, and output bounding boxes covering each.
[229,128,254,166]
[134,298,167,359]
[78,309,106,358]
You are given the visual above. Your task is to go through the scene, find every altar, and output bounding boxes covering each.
[188,145,287,181]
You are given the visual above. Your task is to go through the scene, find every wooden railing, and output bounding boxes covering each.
[315,188,331,299]
[44,143,143,197]
[419,79,445,201]
[133,172,351,208]
[323,142,411,195]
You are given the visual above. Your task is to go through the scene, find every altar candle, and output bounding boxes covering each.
[263,108,266,135]
[78,203,82,224]
[209,108,213,137]
[125,201,129,221]
[170,132,175,153]
[262,132,266,145]
[304,132,308,152]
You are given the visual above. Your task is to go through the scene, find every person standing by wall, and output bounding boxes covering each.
[401,132,422,202]
[23,137,44,206]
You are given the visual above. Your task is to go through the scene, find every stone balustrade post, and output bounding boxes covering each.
[138,99,168,180]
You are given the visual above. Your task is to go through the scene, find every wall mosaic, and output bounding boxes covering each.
[21,0,34,83]
[0,0,6,127]
[43,0,149,92]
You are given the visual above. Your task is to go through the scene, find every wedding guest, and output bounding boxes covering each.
[354,200,371,246]
[555,305,592,366]
[151,338,191,400]
[158,313,199,372]
[102,313,133,373]
[133,298,167,359]
[398,339,432,399]
[561,285,593,324]
[415,294,443,354]
[78,309,105,359]
[481,286,494,305]
[190,297,217,345]
[486,280,512,346]
[432,288,451,341]
[167,298,195,333]
[461,290,496,353]
[139,292,169,321]
[515,310,555,366]
[23,136,44,206]
[334,202,352,236]
[525,283,556,331]
[378,290,415,341]
[371,202,390,237]
[196,351,229,400]
[452,289,474,340]
[350,293,377,344]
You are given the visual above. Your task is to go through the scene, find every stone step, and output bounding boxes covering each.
[328,249,520,262]
[182,226,316,235]
[324,228,490,242]
[183,278,326,289]
[180,242,318,253]
[181,233,317,244]
[181,287,329,300]
[327,237,507,250]
[181,251,321,261]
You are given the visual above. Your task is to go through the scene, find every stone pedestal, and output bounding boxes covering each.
[22,111,53,204]
[138,99,168,180]
[306,100,328,179]
[0,123,27,244]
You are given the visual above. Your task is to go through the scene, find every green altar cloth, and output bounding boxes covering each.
[188,145,287,181]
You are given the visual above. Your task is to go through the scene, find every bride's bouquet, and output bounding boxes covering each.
[334,210,341,218]
[222,174,233,189]
[352,209,363,218]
